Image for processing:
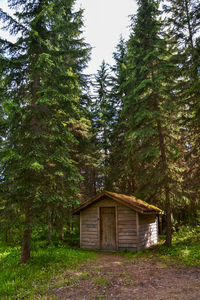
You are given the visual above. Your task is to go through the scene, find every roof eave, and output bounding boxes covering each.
[142,210,164,215]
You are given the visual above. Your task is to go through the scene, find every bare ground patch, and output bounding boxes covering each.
[51,253,200,300]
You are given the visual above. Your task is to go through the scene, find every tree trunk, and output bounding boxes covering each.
[59,228,64,241]
[48,212,53,245]
[21,208,31,263]
[5,230,8,243]
[150,60,172,247]
[66,217,70,235]
[92,168,97,195]
[157,119,172,247]
[158,214,163,235]
[165,186,172,247]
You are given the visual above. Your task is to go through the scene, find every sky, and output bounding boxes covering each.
[75,0,137,74]
[0,0,138,74]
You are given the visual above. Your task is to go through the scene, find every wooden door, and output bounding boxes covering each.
[100,207,116,250]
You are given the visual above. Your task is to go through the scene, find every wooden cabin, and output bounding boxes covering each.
[73,191,163,251]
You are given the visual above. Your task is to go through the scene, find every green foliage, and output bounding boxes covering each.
[0,242,94,299]
[172,226,200,244]
[164,0,200,213]
[106,37,132,193]
[120,226,200,267]
[0,0,91,261]
[157,226,200,266]
[124,0,183,204]
[92,60,115,190]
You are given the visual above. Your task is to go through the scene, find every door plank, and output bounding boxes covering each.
[100,207,116,250]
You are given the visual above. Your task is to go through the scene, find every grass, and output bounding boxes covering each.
[0,242,95,299]
[79,271,92,279]
[0,225,199,298]
[96,295,106,300]
[120,225,200,267]
[120,273,133,278]
[124,279,135,286]
[92,276,110,286]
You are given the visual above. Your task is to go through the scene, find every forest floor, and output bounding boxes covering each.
[1,228,200,299]
[52,252,200,300]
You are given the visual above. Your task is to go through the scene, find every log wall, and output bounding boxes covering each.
[80,206,98,249]
[138,214,158,250]
[117,205,137,251]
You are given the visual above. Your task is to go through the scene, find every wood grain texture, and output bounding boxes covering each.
[100,207,116,250]
[115,205,118,250]
[136,212,139,251]
[138,215,158,249]
[80,212,82,247]
[80,207,98,249]
[118,205,137,250]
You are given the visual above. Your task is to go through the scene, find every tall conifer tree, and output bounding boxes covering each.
[93,61,114,190]
[164,0,200,217]
[123,0,183,246]
[108,38,135,193]
[0,0,90,262]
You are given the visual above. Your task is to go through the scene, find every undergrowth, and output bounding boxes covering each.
[0,242,94,299]
[121,225,200,266]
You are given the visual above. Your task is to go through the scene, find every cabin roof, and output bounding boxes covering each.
[73,191,163,215]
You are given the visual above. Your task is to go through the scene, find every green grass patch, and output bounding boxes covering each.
[120,273,132,278]
[120,225,200,267]
[79,272,92,280]
[96,294,106,300]
[92,276,110,286]
[124,279,135,286]
[0,242,95,299]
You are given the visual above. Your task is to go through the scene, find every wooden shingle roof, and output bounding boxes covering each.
[73,191,163,215]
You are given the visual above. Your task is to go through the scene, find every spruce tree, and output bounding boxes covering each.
[164,0,200,221]
[111,37,127,111]
[93,60,114,190]
[0,0,90,262]
[108,37,135,193]
[76,85,98,199]
[123,0,183,246]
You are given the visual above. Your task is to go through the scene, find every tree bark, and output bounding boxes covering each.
[92,168,97,195]
[59,228,64,241]
[165,186,172,246]
[151,59,172,247]
[157,119,172,247]
[66,217,70,235]
[21,207,31,263]
[5,230,8,243]
[48,211,53,245]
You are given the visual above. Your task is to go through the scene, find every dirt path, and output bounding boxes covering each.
[52,253,200,300]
